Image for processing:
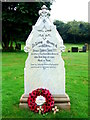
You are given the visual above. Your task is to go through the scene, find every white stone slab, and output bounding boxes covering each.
[24,5,65,95]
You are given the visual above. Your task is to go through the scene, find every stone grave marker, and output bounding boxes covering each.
[19,5,70,110]
[72,47,78,52]
[82,45,86,52]
[85,43,88,51]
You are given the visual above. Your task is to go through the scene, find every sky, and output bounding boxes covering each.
[50,0,89,22]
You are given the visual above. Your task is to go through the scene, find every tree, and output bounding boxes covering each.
[2,2,52,50]
[54,20,70,42]
[67,20,80,43]
[78,22,88,43]
[54,20,89,43]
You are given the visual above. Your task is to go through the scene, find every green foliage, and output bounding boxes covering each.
[2,2,52,50]
[54,20,70,41]
[54,20,89,43]
[2,44,88,118]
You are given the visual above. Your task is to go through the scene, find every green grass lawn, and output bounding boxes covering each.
[2,44,88,118]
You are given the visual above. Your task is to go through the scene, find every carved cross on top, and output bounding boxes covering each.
[39,5,50,18]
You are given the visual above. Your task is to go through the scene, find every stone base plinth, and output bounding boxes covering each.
[19,93,70,110]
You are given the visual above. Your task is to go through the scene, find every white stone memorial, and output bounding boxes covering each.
[20,5,70,110]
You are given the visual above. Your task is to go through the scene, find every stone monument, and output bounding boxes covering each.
[19,5,70,110]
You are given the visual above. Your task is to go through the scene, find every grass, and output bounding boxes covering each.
[2,44,88,118]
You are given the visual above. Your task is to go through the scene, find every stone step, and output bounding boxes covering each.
[20,97,28,103]
[54,102,70,110]
[19,93,70,110]
[22,94,29,98]
[20,96,70,103]
[19,103,29,109]
[19,102,70,110]
[54,97,70,103]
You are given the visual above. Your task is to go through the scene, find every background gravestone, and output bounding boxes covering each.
[19,5,70,110]
[72,47,78,52]
[82,45,86,52]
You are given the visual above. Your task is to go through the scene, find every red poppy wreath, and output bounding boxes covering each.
[27,88,54,114]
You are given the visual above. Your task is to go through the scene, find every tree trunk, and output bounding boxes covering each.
[10,40,13,48]
[5,41,9,49]
[2,34,10,50]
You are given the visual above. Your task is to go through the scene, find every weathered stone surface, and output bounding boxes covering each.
[54,102,70,110]
[20,97,28,103]
[19,103,29,109]
[22,94,29,98]
[54,97,70,103]
[20,96,70,103]
[19,100,70,110]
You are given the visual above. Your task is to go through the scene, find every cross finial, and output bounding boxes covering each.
[39,5,50,17]
[41,5,47,10]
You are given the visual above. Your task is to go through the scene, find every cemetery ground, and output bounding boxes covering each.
[2,44,88,118]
